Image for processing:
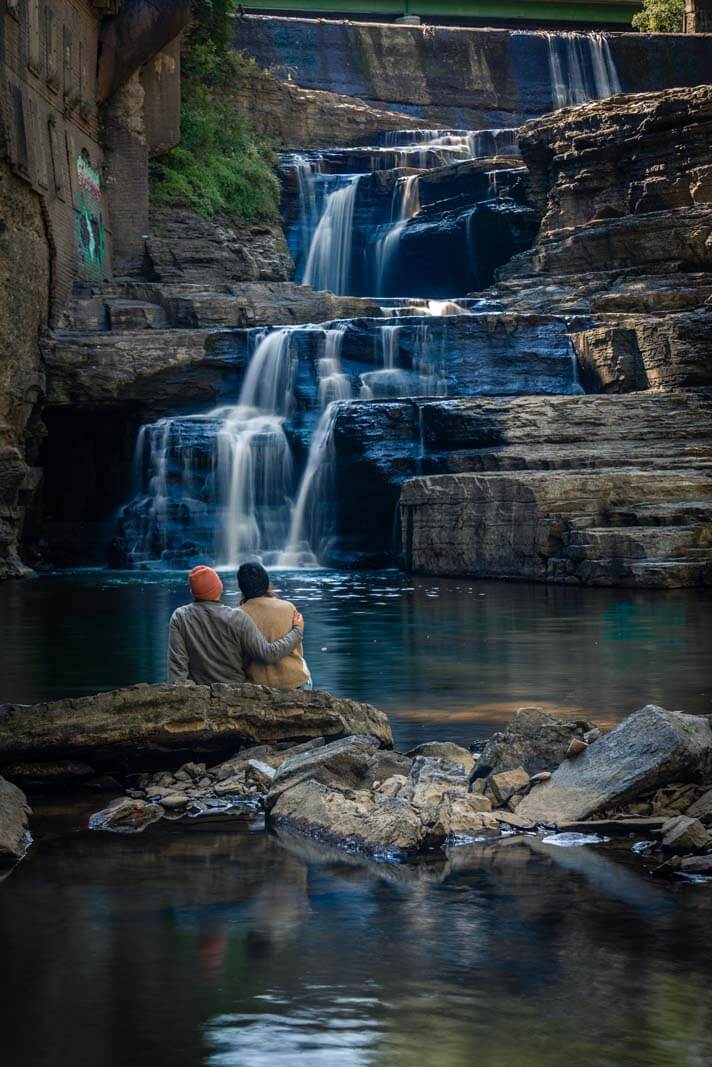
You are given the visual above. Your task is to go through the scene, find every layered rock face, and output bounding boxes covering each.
[399,87,712,587]
[0,683,392,771]
[233,16,712,128]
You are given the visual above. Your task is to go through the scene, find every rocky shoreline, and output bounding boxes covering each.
[2,685,711,881]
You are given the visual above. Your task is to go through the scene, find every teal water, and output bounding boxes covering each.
[0,570,709,749]
[1,571,712,1065]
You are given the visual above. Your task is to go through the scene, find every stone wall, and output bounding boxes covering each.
[0,160,50,578]
[0,0,189,579]
[234,15,712,127]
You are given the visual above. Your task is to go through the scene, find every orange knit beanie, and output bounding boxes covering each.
[189,565,223,602]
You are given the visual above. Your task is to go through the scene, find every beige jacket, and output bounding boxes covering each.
[241,596,310,688]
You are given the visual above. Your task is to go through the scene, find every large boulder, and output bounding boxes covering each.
[0,776,32,862]
[517,706,712,825]
[474,708,594,779]
[269,779,424,856]
[0,683,393,770]
[265,735,382,809]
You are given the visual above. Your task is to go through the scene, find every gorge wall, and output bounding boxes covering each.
[233,15,712,128]
[2,12,712,588]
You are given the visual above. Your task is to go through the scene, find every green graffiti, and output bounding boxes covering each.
[74,156,106,277]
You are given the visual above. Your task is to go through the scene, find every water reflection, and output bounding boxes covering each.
[3,799,712,1067]
[0,571,709,750]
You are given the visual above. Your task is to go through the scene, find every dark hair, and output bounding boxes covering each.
[237,561,271,602]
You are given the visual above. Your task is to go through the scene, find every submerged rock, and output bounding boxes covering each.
[0,776,32,862]
[517,706,712,825]
[88,796,163,834]
[0,683,392,769]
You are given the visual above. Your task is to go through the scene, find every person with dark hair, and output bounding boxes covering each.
[237,561,312,689]
[168,565,303,686]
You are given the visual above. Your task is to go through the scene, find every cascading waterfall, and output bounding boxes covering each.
[545,32,621,109]
[372,174,421,296]
[302,175,361,295]
[119,105,588,570]
[280,324,351,567]
[126,328,300,568]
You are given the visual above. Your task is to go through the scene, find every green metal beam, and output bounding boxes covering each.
[246,0,638,24]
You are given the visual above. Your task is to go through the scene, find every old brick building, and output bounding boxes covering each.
[0,0,190,577]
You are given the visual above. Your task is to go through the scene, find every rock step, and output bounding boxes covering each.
[605,501,712,528]
[565,525,711,562]
[550,557,711,588]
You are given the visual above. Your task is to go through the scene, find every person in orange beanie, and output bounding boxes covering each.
[168,565,303,686]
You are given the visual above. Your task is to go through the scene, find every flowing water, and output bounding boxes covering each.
[6,35,705,1066]
[1,569,712,1066]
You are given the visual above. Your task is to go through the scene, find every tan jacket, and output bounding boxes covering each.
[241,596,310,688]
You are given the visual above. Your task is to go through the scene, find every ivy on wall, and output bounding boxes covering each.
[150,1,279,223]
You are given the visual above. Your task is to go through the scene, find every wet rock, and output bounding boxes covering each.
[1,760,95,786]
[246,759,277,790]
[0,683,393,769]
[159,793,189,811]
[474,708,592,780]
[518,706,712,825]
[661,815,712,855]
[376,775,409,798]
[0,777,32,862]
[405,742,475,775]
[405,757,469,811]
[426,794,500,847]
[486,767,530,806]
[494,811,534,831]
[686,789,712,825]
[266,735,382,810]
[361,750,413,786]
[88,796,163,834]
[269,780,423,856]
[679,855,712,875]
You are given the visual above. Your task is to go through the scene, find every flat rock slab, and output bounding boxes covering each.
[517,705,712,825]
[0,776,32,862]
[266,734,382,809]
[0,683,392,770]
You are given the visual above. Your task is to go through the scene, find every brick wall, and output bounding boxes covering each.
[1,0,113,319]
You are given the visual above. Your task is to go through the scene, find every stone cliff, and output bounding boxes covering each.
[233,15,712,127]
[400,86,712,587]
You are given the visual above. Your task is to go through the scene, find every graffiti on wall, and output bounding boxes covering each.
[74,154,106,277]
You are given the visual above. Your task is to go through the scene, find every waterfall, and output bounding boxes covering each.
[278,402,343,569]
[318,324,351,407]
[372,174,421,297]
[302,175,361,294]
[124,328,300,568]
[467,128,519,159]
[545,32,621,110]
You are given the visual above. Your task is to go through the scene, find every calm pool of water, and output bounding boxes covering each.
[2,570,711,1066]
[2,796,712,1067]
[0,569,710,749]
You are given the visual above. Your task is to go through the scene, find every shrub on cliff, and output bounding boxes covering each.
[631,0,684,32]
[150,2,279,223]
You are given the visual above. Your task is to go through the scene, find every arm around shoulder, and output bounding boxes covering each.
[236,610,301,664]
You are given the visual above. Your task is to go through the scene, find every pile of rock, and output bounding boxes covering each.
[89,737,325,831]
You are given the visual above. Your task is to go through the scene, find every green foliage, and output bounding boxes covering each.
[631,0,684,33]
[150,2,279,224]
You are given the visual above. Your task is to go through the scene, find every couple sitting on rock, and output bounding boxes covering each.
[168,561,311,690]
